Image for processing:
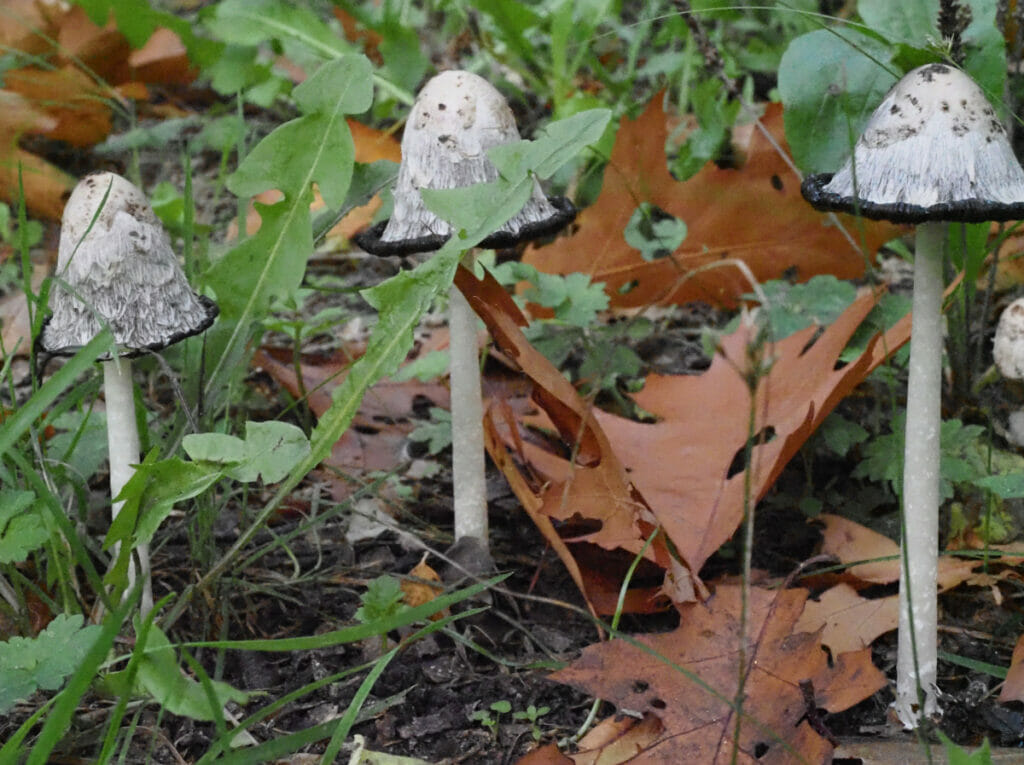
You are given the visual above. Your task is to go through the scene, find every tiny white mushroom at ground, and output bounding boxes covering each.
[802,63,1024,727]
[993,297,1024,445]
[40,172,217,617]
[355,70,574,554]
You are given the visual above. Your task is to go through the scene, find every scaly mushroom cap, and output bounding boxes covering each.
[355,70,574,255]
[995,297,1024,380]
[802,63,1024,223]
[40,172,217,356]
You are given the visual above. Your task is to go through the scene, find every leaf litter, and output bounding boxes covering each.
[1,5,1022,754]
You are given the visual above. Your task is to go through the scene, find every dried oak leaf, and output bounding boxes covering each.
[589,290,909,577]
[796,516,980,655]
[817,514,977,589]
[457,266,699,615]
[524,97,897,308]
[551,585,885,764]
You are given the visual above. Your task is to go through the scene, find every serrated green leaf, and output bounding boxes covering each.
[355,575,407,624]
[228,57,370,206]
[487,109,611,181]
[0,614,102,713]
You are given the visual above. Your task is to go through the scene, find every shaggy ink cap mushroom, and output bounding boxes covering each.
[802,63,1024,224]
[354,70,575,256]
[40,171,217,357]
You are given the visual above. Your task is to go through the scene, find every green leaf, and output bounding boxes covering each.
[974,473,1024,499]
[937,732,994,765]
[391,349,449,383]
[206,56,373,393]
[858,0,938,44]
[408,408,452,456]
[421,177,535,242]
[182,433,246,465]
[229,55,371,206]
[0,490,48,564]
[778,28,897,173]
[204,0,348,58]
[108,624,248,721]
[624,203,687,262]
[819,415,869,458]
[230,421,312,484]
[523,271,609,326]
[487,109,611,181]
[355,575,407,624]
[0,614,102,713]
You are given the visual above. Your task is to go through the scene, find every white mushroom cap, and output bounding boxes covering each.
[40,172,217,356]
[995,297,1024,380]
[802,64,1024,223]
[356,70,573,255]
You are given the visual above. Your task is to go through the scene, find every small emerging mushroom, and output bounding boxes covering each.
[993,297,1024,445]
[355,70,574,556]
[40,172,217,616]
[803,63,1024,727]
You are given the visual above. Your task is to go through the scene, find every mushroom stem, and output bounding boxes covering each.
[103,357,153,616]
[894,220,945,726]
[449,252,488,544]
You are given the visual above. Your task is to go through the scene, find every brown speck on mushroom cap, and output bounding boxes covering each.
[802,63,1024,223]
[355,70,574,256]
[40,172,217,356]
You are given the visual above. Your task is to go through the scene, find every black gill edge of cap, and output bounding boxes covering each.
[802,173,1024,225]
[353,196,577,257]
[37,295,220,360]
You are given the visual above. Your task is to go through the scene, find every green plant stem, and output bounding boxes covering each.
[895,221,945,727]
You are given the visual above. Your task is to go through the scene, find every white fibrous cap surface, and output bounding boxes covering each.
[42,172,214,353]
[382,70,557,243]
[995,297,1024,380]
[824,64,1024,208]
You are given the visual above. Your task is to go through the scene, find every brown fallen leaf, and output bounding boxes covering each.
[551,585,886,764]
[4,66,113,147]
[794,582,899,656]
[401,554,445,620]
[571,714,665,764]
[457,265,699,615]
[997,631,1024,704]
[818,514,977,589]
[583,290,910,579]
[524,98,898,308]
